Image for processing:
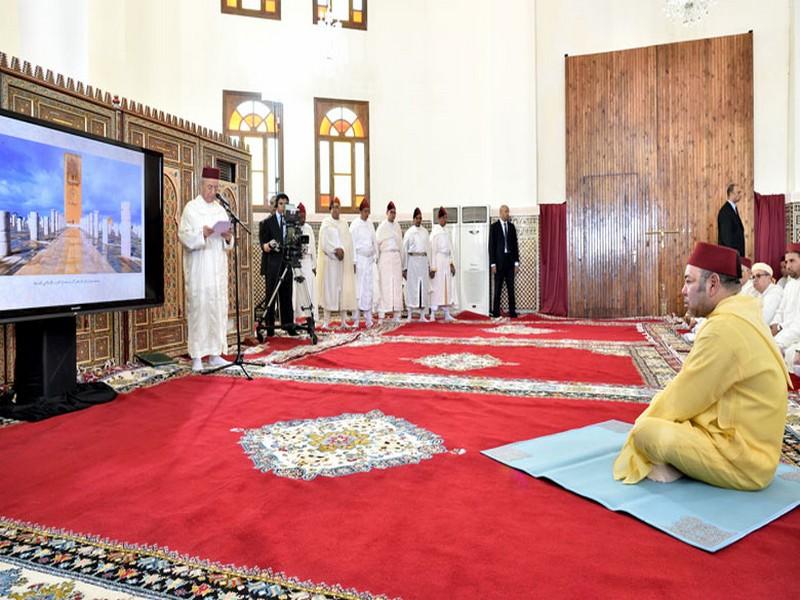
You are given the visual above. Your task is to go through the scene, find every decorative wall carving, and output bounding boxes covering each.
[0,52,250,385]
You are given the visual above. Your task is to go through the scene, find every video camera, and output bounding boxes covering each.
[281,204,309,268]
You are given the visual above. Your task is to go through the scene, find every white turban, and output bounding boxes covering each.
[751,262,773,277]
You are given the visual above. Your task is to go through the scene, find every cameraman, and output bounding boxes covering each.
[259,193,297,336]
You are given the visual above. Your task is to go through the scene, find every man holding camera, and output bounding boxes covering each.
[259,193,296,337]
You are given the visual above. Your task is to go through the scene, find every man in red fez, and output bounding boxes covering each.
[291,202,318,322]
[403,207,432,321]
[615,242,789,489]
[376,201,404,321]
[739,256,757,297]
[178,165,234,371]
[316,196,356,328]
[429,206,457,321]
[350,198,378,327]
[770,243,800,352]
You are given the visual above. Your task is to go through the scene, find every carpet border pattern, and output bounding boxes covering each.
[0,518,392,600]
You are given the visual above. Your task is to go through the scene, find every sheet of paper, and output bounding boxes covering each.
[213,220,231,235]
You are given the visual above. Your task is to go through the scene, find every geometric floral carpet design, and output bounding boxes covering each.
[237,409,448,480]
[0,519,379,599]
[407,352,519,372]
[479,324,557,336]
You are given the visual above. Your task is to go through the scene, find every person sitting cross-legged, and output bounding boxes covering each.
[613,242,790,490]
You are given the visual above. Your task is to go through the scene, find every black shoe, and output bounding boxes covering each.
[266,328,275,337]
[490,312,500,318]
[286,327,299,336]
[509,313,519,318]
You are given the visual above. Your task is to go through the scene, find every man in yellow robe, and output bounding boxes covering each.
[613,242,790,490]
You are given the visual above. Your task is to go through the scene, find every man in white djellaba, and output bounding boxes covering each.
[376,201,405,322]
[316,197,357,328]
[350,199,379,328]
[402,207,432,322]
[178,166,234,372]
[429,206,458,322]
[292,202,318,322]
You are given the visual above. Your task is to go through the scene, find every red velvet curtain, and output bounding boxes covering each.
[754,192,786,276]
[539,202,568,316]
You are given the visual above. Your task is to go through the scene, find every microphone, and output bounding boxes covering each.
[215,193,230,207]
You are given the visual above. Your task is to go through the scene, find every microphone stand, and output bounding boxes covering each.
[203,193,261,380]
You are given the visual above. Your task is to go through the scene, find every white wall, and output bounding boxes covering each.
[535,0,793,203]
[0,0,538,219]
[1,0,795,211]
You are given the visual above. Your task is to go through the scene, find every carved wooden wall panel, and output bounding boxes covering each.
[0,53,250,386]
[123,116,200,357]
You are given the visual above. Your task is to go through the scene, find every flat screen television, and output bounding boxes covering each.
[0,108,164,323]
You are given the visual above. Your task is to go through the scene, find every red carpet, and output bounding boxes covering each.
[0,377,796,599]
[294,341,645,385]
[388,320,647,342]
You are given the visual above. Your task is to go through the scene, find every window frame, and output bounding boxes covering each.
[314,97,370,215]
[311,0,367,31]
[221,0,281,21]
[223,90,285,208]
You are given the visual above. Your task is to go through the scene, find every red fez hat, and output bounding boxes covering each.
[387,201,396,212]
[787,243,800,255]
[740,256,752,269]
[201,166,220,179]
[413,207,422,218]
[438,206,447,218]
[330,196,341,209]
[688,242,740,278]
[297,202,306,215]
[359,199,370,211]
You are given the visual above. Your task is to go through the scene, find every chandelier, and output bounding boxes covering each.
[664,0,716,26]
[316,8,343,62]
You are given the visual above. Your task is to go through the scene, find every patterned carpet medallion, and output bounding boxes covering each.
[236,410,448,480]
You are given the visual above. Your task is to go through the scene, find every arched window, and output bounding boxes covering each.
[315,99,370,213]
[223,91,284,208]
[221,0,280,20]
[313,0,367,30]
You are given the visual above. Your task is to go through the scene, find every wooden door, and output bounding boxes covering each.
[566,33,753,317]
[656,33,753,315]
[566,46,659,317]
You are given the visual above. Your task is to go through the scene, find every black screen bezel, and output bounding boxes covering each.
[0,108,165,323]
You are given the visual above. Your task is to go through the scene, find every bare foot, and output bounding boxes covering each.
[647,463,684,483]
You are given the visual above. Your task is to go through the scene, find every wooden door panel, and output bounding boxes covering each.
[566,46,658,317]
[566,33,753,317]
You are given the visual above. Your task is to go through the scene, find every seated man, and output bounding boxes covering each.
[777,259,790,288]
[614,242,789,490]
[751,262,782,325]
[770,243,800,353]
[739,256,758,297]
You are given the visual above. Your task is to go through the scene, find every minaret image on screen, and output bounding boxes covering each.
[0,145,143,276]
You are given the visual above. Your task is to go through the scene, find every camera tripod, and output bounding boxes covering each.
[256,260,318,345]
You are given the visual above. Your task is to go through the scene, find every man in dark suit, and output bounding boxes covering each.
[489,204,520,318]
[717,183,745,256]
[259,193,296,336]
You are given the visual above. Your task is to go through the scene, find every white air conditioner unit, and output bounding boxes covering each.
[458,206,490,315]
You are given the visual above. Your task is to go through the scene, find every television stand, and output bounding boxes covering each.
[0,316,117,421]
